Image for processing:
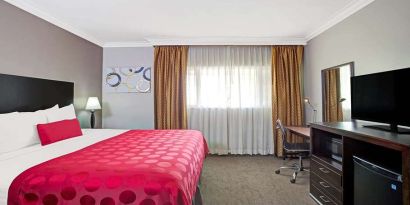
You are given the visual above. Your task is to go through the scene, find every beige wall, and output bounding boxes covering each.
[304,0,410,123]
[0,1,103,127]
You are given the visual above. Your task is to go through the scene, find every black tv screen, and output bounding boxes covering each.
[351,67,410,127]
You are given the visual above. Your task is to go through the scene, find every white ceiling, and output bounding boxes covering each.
[4,0,374,46]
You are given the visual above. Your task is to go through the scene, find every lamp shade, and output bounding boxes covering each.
[304,98,310,103]
[85,97,101,110]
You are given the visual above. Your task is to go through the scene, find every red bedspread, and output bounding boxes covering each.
[8,130,208,205]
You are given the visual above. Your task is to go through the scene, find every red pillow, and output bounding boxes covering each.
[37,119,83,145]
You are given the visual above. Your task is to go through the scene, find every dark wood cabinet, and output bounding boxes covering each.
[311,156,342,204]
[310,121,410,205]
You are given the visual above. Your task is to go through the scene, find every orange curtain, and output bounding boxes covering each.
[323,69,343,122]
[154,46,188,129]
[271,45,304,157]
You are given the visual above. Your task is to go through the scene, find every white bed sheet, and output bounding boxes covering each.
[0,129,128,204]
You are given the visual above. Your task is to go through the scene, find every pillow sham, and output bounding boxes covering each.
[0,111,47,153]
[34,104,59,117]
[0,105,60,154]
[0,112,20,153]
[37,119,83,145]
[18,105,60,144]
[46,104,76,123]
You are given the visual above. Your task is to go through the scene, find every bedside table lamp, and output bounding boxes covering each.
[85,97,101,128]
[304,97,317,124]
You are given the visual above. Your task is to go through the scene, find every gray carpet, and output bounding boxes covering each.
[200,155,316,205]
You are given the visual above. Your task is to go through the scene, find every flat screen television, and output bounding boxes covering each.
[351,67,410,133]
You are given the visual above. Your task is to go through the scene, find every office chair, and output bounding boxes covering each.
[274,119,310,183]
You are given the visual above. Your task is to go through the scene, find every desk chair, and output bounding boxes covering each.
[274,119,310,183]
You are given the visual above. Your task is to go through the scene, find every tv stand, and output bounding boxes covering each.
[310,121,410,205]
[363,124,410,134]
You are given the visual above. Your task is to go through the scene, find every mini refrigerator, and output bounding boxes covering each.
[353,156,402,205]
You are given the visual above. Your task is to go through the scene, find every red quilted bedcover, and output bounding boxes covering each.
[8,130,208,205]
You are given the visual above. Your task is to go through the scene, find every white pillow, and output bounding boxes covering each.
[0,111,47,154]
[20,105,60,143]
[46,104,77,123]
[0,105,61,154]
[35,104,59,119]
[0,112,19,153]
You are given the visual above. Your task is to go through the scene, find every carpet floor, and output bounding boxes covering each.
[200,155,316,205]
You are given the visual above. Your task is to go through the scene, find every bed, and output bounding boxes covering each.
[0,129,126,204]
[0,74,208,205]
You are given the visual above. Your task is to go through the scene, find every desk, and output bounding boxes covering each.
[286,126,310,139]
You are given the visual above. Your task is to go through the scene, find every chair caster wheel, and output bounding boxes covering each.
[275,170,280,174]
[290,179,296,183]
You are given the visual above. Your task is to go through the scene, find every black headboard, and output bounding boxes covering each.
[0,74,74,113]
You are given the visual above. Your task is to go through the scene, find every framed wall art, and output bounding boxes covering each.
[103,66,151,93]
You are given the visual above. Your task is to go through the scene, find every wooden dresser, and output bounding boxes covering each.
[310,121,410,205]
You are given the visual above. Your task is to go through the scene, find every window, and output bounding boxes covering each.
[186,46,273,155]
[187,46,272,108]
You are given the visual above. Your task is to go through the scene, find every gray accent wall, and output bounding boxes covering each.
[0,1,103,128]
[102,47,155,129]
[304,0,410,123]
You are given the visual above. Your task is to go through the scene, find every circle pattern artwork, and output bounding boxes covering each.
[105,73,121,87]
[104,67,151,93]
[11,130,208,205]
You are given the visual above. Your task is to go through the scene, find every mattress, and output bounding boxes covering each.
[0,129,127,204]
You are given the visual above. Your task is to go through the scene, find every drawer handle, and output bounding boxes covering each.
[319,181,330,188]
[319,195,331,203]
[319,167,330,174]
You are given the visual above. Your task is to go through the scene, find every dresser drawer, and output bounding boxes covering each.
[311,157,342,188]
[310,183,338,205]
[311,172,342,203]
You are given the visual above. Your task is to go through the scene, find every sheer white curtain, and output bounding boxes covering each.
[187,46,273,155]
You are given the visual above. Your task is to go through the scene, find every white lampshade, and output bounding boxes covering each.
[304,98,310,103]
[85,97,101,111]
